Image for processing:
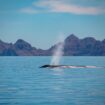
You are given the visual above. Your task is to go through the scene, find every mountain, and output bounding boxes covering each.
[0,34,105,56]
[64,34,80,55]
[64,34,105,56]
[0,39,48,56]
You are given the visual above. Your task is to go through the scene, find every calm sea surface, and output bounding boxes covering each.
[0,56,105,105]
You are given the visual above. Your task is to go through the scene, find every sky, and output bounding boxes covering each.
[0,0,105,49]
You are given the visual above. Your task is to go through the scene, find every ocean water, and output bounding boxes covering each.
[0,56,105,105]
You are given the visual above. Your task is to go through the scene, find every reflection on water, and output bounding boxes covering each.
[0,56,105,105]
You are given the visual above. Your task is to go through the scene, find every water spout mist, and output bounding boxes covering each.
[50,35,65,65]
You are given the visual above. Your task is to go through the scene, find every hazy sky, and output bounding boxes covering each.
[0,0,105,49]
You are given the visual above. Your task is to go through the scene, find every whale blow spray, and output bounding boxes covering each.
[50,35,65,65]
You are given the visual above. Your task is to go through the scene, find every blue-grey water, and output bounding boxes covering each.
[0,56,105,105]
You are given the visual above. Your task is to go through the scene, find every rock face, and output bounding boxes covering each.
[0,39,43,56]
[64,34,80,55]
[0,34,105,56]
[63,34,105,56]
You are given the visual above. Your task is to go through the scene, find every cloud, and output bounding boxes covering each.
[19,0,105,15]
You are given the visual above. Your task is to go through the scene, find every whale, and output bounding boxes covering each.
[40,65,61,68]
[40,64,104,69]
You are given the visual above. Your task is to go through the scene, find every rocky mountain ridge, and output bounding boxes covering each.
[0,34,105,56]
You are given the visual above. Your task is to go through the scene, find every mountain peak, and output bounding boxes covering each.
[14,39,32,50]
[0,39,8,44]
[69,34,77,37]
[82,37,96,41]
[15,39,27,43]
[65,34,79,42]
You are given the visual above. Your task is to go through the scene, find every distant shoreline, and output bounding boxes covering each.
[0,34,105,56]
